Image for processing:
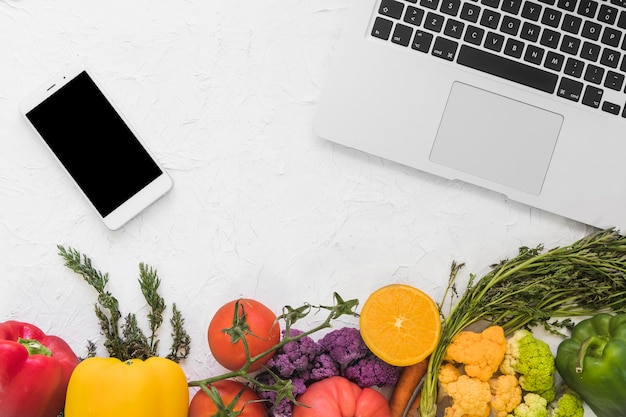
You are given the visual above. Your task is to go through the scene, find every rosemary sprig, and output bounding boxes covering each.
[419,228,626,417]
[139,263,165,356]
[57,245,191,362]
[167,303,191,362]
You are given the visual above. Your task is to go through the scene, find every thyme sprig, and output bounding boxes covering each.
[57,245,191,362]
[419,228,626,417]
[188,293,360,414]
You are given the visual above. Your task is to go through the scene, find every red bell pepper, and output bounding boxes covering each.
[0,320,80,417]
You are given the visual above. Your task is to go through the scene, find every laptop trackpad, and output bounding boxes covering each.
[430,82,563,195]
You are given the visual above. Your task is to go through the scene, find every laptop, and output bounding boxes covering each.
[313,0,626,230]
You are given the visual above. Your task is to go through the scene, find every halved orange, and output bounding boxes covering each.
[359,284,441,366]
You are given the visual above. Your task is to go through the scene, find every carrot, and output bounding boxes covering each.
[389,357,429,417]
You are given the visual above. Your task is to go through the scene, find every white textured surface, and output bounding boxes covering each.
[0,0,593,389]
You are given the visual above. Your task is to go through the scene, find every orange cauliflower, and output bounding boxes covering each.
[438,363,492,417]
[444,326,507,381]
[489,374,522,417]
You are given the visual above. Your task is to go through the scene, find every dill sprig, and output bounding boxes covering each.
[57,245,191,362]
[419,228,626,417]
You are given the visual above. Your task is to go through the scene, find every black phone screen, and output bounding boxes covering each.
[25,71,163,217]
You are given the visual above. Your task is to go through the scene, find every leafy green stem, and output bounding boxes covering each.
[58,245,191,362]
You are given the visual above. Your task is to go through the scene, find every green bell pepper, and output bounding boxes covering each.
[555,313,626,417]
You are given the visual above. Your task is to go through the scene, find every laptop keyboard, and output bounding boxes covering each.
[371,0,626,116]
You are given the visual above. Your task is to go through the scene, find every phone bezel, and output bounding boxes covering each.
[19,63,173,230]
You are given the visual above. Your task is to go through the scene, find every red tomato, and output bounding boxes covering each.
[208,298,281,372]
[293,376,391,417]
[188,379,266,417]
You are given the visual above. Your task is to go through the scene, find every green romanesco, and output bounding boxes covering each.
[500,329,556,401]
[547,389,584,417]
[508,393,548,417]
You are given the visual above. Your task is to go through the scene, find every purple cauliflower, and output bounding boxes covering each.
[309,352,341,381]
[318,327,369,367]
[253,326,398,417]
[267,329,320,379]
[343,352,401,388]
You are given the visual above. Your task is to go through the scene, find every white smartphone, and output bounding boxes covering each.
[19,64,173,230]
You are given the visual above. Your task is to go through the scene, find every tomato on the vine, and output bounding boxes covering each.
[188,379,266,417]
[208,298,281,372]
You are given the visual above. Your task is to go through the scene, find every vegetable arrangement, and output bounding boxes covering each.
[5,229,626,417]
[419,228,626,417]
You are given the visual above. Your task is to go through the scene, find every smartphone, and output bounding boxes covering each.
[19,64,173,230]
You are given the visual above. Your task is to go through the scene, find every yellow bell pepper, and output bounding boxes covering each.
[64,356,189,417]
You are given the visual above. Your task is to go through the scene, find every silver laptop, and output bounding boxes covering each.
[314,0,626,230]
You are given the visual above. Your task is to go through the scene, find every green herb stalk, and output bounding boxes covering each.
[57,245,191,362]
[420,228,626,417]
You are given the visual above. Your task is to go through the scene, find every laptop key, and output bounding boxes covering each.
[545,51,565,70]
[541,8,563,27]
[480,9,501,28]
[540,28,561,48]
[464,25,485,44]
[481,0,500,8]
[581,20,601,41]
[444,19,465,38]
[604,70,625,90]
[582,85,603,108]
[560,34,581,55]
[577,0,598,18]
[424,12,445,32]
[557,77,584,101]
[380,0,405,19]
[601,27,621,48]
[441,0,462,15]
[524,45,545,64]
[392,23,414,46]
[564,57,585,77]
[618,10,626,29]
[562,14,582,34]
[521,1,543,21]
[502,0,523,13]
[580,41,601,61]
[602,101,621,114]
[404,6,425,26]
[584,64,605,84]
[411,30,434,52]
[505,38,525,58]
[460,3,481,22]
[457,45,558,93]
[432,36,458,60]
[520,22,541,41]
[600,48,621,68]
[372,17,394,40]
[420,0,440,10]
[557,0,576,12]
[501,15,521,36]
[485,32,505,52]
